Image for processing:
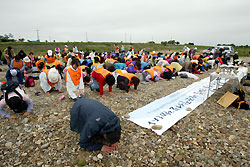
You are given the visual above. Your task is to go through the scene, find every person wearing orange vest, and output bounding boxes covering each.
[10,54,25,72]
[152,66,165,77]
[113,69,128,84]
[80,65,91,84]
[35,59,46,72]
[117,73,140,93]
[91,56,103,71]
[45,50,57,68]
[141,68,160,83]
[163,65,176,80]
[172,52,179,62]
[65,58,84,100]
[114,44,119,53]
[127,61,141,74]
[23,56,32,73]
[91,68,115,98]
[39,68,63,96]
[192,55,201,60]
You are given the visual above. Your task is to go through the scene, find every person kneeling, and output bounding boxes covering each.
[117,73,140,93]
[0,81,33,119]
[39,68,63,96]
[70,97,121,154]
[65,58,84,100]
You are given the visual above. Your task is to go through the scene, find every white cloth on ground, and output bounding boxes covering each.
[178,72,199,80]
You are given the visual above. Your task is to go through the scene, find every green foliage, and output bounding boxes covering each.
[0,33,15,42]
[0,41,249,57]
[148,41,155,44]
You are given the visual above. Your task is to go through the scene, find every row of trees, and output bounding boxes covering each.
[217,43,249,48]
[160,40,194,46]
[0,33,25,42]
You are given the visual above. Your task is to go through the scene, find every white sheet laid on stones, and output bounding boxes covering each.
[127,76,227,135]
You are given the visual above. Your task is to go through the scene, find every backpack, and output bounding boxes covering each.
[232,88,249,110]
[1,81,24,112]
[25,76,35,87]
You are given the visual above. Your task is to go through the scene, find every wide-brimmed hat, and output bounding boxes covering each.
[23,57,31,63]
[48,68,59,83]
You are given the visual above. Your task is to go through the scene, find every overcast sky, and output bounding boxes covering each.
[1,0,250,46]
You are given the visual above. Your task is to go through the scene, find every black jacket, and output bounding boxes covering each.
[70,97,121,150]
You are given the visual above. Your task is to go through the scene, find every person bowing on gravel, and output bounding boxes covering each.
[70,97,121,154]
[39,67,63,96]
[0,81,33,119]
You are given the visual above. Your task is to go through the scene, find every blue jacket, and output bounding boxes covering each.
[114,63,127,70]
[5,67,24,84]
[70,97,121,151]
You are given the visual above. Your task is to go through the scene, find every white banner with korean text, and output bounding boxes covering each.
[127,76,226,135]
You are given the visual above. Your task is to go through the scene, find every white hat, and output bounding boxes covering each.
[48,68,59,83]
[23,57,31,63]
[38,56,41,59]
[10,69,17,76]
[47,50,53,56]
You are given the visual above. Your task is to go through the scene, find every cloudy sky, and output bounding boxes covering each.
[1,0,250,46]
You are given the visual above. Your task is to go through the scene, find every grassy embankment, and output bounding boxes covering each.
[0,42,249,57]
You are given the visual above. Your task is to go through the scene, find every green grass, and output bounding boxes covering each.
[0,42,249,57]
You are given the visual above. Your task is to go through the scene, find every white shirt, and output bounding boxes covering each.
[66,65,84,99]
[39,72,62,93]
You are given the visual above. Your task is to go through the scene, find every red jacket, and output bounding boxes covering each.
[92,71,112,96]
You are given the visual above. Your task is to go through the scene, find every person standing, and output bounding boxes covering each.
[4,46,15,67]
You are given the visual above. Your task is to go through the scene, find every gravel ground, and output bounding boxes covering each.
[0,58,249,167]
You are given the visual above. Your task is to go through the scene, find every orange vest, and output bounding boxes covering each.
[193,55,201,60]
[173,55,178,60]
[115,69,123,74]
[145,69,155,80]
[80,65,88,70]
[153,66,164,74]
[92,63,102,68]
[119,73,136,86]
[46,55,56,64]
[166,66,174,73]
[55,60,62,67]
[24,62,31,67]
[142,54,147,62]
[43,69,58,88]
[35,60,46,71]
[13,59,23,70]
[94,68,112,78]
[65,67,81,85]
[114,46,119,51]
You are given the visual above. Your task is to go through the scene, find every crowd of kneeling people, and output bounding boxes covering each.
[0,45,237,153]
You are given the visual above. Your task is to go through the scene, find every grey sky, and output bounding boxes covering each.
[1,0,250,46]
